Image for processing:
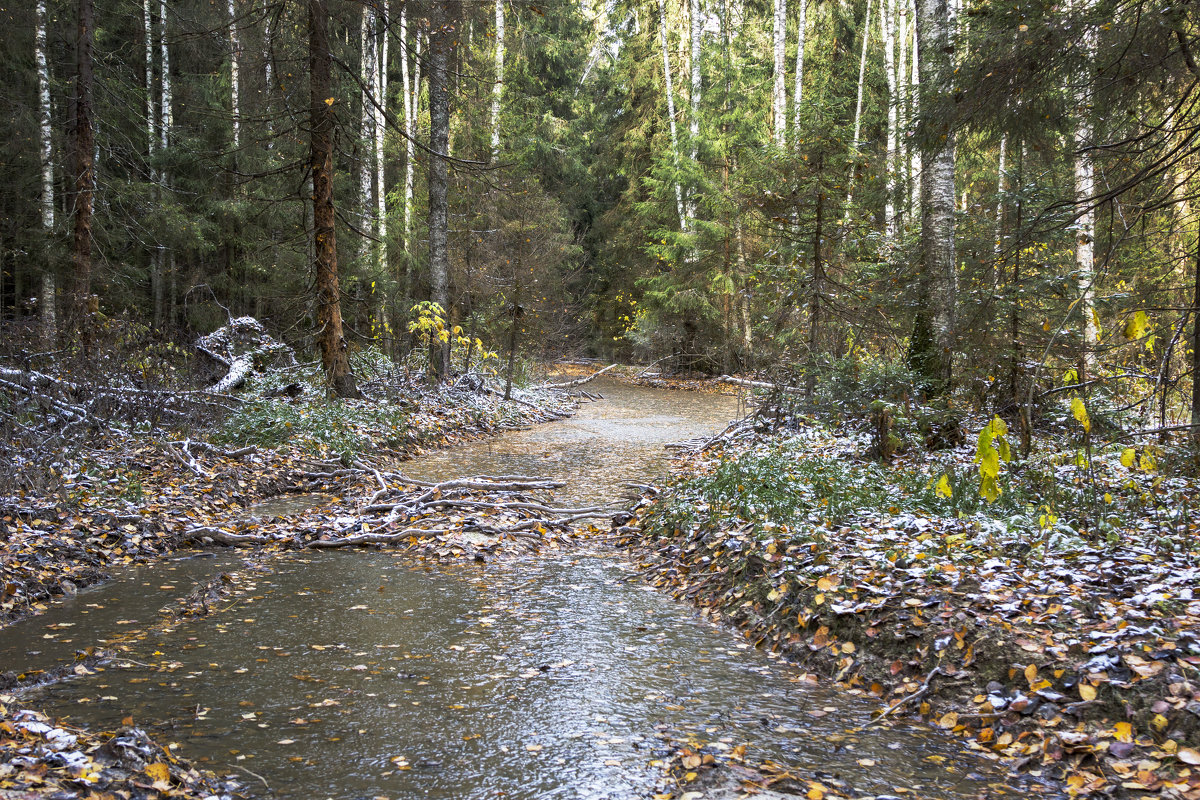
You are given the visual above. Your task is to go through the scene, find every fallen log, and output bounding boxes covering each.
[535,363,617,390]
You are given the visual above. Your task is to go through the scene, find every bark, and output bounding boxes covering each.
[686,0,700,221]
[773,0,787,147]
[657,0,687,229]
[843,0,873,225]
[376,1,388,279]
[401,7,415,255]
[359,3,377,266]
[1074,0,1100,369]
[37,0,56,348]
[491,0,505,161]
[909,0,957,390]
[228,0,241,152]
[159,0,172,323]
[309,0,361,398]
[993,134,1006,280]
[882,0,898,239]
[1192,236,1200,453]
[72,0,95,350]
[792,0,807,136]
[428,0,458,379]
[806,187,824,400]
[908,2,920,220]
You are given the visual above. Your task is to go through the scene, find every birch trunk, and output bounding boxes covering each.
[376,2,388,277]
[228,0,241,153]
[428,0,457,378]
[401,8,414,253]
[72,0,95,349]
[264,1,273,140]
[993,134,1006,276]
[908,3,920,221]
[792,0,806,135]
[159,0,173,325]
[910,0,957,389]
[490,0,504,161]
[309,0,360,398]
[772,0,786,147]
[359,3,377,265]
[656,0,686,230]
[37,0,57,346]
[1074,0,1099,369]
[842,0,873,225]
[687,0,700,221]
[882,0,897,239]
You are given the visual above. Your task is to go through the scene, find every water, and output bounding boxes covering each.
[4,380,1045,799]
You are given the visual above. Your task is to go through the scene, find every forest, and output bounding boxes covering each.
[1,0,1200,799]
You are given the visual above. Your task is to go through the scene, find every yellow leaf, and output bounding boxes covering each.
[1113,722,1133,743]
[937,711,959,729]
[807,785,826,800]
[144,762,171,791]
[1070,396,1091,433]
[935,474,952,498]
[324,97,335,106]
[1124,310,1149,340]
[1024,664,1038,684]
[1079,683,1097,701]
[816,576,836,591]
[1152,714,1169,732]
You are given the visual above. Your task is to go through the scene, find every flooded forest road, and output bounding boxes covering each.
[6,381,1048,799]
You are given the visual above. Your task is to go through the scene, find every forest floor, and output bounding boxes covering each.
[0,377,583,799]
[619,391,1200,800]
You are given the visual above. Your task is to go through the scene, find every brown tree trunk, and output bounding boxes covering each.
[72,0,95,351]
[309,0,361,398]
[1191,235,1200,454]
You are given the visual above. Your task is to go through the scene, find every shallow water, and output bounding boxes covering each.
[10,380,1048,799]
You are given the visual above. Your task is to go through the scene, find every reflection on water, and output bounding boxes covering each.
[404,379,745,505]
[12,380,1049,799]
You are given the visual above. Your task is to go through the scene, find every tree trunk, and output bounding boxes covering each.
[686,0,700,221]
[376,1,388,285]
[1074,0,1099,369]
[792,0,807,135]
[159,0,173,326]
[882,0,898,239]
[229,0,241,153]
[491,0,505,161]
[908,2,921,221]
[359,2,377,267]
[657,0,686,230]
[37,0,57,348]
[428,0,457,379]
[72,0,95,350]
[401,7,415,257]
[806,187,824,399]
[842,0,873,225]
[909,0,957,391]
[1191,234,1200,454]
[309,0,360,398]
[773,0,786,147]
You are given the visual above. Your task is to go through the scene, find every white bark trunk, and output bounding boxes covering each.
[37,0,56,345]
[687,0,700,221]
[376,2,388,273]
[228,0,241,152]
[908,2,920,220]
[772,0,786,147]
[994,134,1006,268]
[791,0,806,137]
[882,0,897,239]
[360,3,377,264]
[896,0,908,227]
[491,0,505,161]
[657,0,687,230]
[1074,0,1099,366]
[264,0,273,141]
[402,8,415,253]
[843,0,873,224]
[160,0,172,151]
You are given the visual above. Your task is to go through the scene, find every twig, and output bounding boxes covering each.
[870,667,941,724]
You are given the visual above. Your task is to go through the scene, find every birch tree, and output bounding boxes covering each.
[309,0,360,397]
[359,2,377,265]
[909,0,957,389]
[375,2,387,278]
[842,0,873,224]
[491,0,505,161]
[228,0,241,153]
[657,0,686,229]
[792,0,807,135]
[881,0,898,239]
[37,0,56,346]
[401,7,415,254]
[1074,0,1100,369]
[773,0,786,146]
[687,0,700,221]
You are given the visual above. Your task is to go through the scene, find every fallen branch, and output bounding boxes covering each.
[535,363,618,390]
